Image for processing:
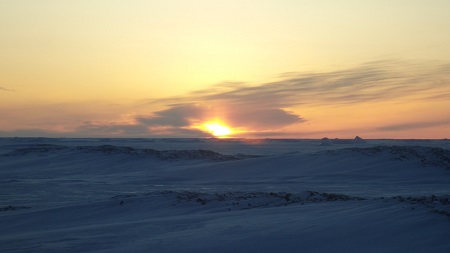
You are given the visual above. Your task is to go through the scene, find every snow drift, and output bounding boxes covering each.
[1,138,450,253]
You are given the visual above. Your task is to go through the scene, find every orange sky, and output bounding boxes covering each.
[1,1,450,138]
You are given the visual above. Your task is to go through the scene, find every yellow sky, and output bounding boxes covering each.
[1,1,450,138]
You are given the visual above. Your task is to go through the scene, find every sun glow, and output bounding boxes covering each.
[203,122,233,137]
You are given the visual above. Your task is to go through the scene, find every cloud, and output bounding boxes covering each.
[2,60,449,138]
[134,103,303,132]
[75,122,151,137]
[0,129,60,138]
[75,121,209,138]
[225,107,303,130]
[136,104,205,127]
[0,86,14,92]
[131,59,449,137]
[156,60,450,107]
[376,120,450,131]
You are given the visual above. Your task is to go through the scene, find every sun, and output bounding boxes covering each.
[192,119,239,138]
[204,122,233,137]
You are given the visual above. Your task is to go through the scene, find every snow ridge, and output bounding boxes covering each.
[112,190,366,211]
[1,144,255,161]
[111,191,450,218]
[326,145,450,169]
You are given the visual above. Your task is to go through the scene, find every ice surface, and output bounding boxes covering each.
[1,138,450,252]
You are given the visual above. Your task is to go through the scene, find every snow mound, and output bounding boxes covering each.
[112,190,365,212]
[0,205,31,212]
[382,194,450,218]
[320,136,366,145]
[2,144,67,155]
[329,145,450,169]
[354,136,366,144]
[2,144,255,161]
[320,137,333,146]
[111,191,450,218]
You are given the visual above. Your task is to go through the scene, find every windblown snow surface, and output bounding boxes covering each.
[1,138,450,253]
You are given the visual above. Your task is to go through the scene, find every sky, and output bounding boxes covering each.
[1,0,450,139]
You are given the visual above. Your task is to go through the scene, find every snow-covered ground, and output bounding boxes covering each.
[1,138,450,252]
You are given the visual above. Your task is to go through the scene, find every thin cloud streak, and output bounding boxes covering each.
[75,121,209,138]
[156,60,450,107]
[0,86,14,92]
[377,120,450,132]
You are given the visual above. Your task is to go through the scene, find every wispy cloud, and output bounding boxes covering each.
[70,60,450,137]
[135,60,449,136]
[0,86,15,92]
[136,105,205,127]
[377,120,450,131]
[2,60,449,138]
[74,120,209,138]
[157,60,450,107]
